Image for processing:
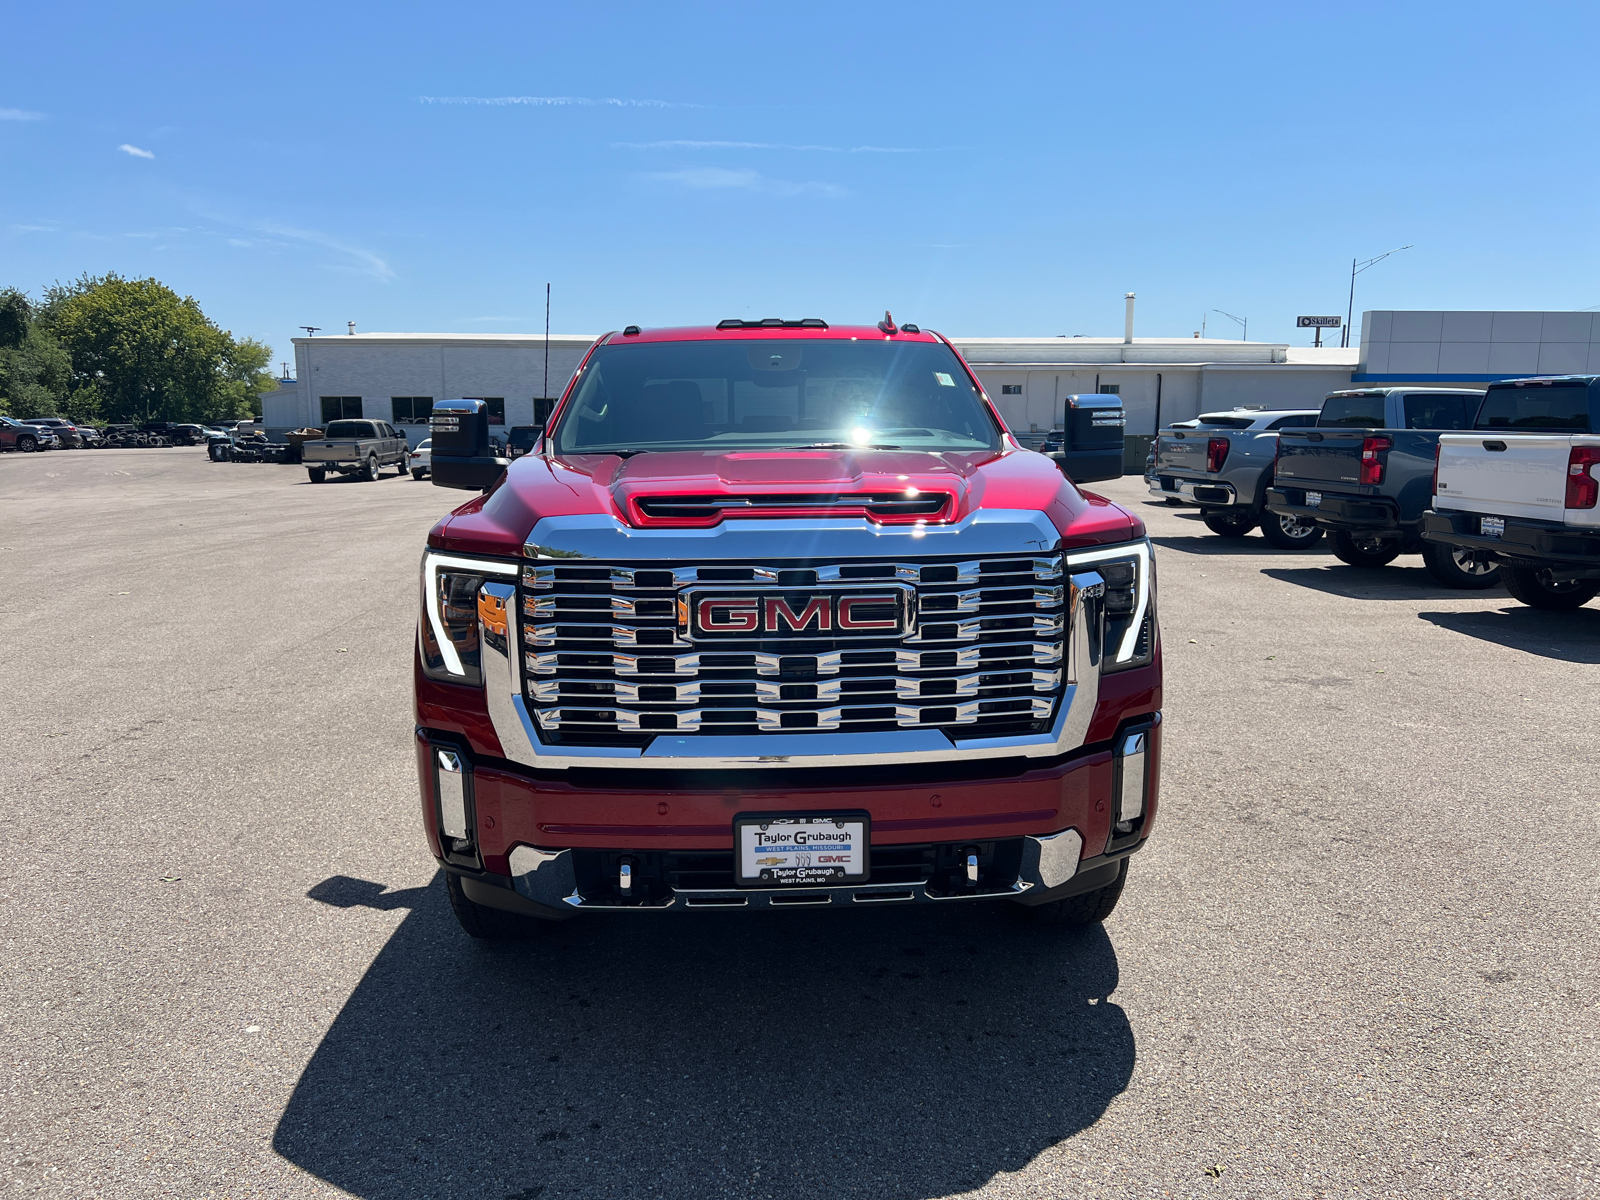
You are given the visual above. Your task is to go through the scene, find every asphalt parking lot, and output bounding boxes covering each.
[2,447,1596,1200]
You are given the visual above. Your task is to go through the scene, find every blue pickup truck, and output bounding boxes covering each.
[1264,387,1500,587]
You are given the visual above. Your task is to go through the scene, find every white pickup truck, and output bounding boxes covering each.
[1421,375,1600,610]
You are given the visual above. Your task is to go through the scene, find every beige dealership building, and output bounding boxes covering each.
[262,328,1360,448]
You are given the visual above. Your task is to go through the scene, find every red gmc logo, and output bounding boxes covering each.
[689,590,904,638]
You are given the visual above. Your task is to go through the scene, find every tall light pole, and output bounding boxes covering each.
[1342,245,1412,347]
[1213,308,1247,342]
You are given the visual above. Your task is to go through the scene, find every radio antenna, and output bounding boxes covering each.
[543,283,551,412]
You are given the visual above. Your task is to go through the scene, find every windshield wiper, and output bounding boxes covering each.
[791,441,903,450]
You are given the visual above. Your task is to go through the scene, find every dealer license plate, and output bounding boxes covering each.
[1480,516,1504,538]
[1305,491,1322,507]
[735,814,869,887]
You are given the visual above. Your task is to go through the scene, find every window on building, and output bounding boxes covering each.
[1098,384,1121,395]
[534,397,558,426]
[1000,384,1023,395]
[464,397,505,425]
[320,396,362,423]
[392,397,434,424]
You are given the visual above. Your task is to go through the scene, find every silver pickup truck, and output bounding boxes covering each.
[1148,408,1323,548]
[301,419,410,483]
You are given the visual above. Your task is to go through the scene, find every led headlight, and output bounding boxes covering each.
[419,551,519,686]
[1065,539,1155,673]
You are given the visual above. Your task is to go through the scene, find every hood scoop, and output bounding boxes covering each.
[628,490,953,527]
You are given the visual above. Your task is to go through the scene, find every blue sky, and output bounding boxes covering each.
[4,1,1599,365]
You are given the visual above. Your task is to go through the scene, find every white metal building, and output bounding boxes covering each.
[262,329,1360,446]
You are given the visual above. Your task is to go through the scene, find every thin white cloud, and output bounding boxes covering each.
[227,238,251,247]
[119,144,155,159]
[419,95,697,109]
[254,220,394,282]
[615,139,946,153]
[0,108,44,121]
[9,223,57,233]
[461,316,526,323]
[643,167,845,198]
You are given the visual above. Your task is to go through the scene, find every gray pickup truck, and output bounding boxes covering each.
[301,419,410,483]
[1148,408,1323,548]
[1265,387,1496,587]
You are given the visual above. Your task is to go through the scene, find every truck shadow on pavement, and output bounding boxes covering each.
[275,873,1134,1200]
[1417,606,1600,662]
[1150,534,1331,557]
[1260,565,1509,602]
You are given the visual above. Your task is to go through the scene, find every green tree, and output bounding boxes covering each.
[0,288,73,420]
[41,273,232,424]
[216,336,277,421]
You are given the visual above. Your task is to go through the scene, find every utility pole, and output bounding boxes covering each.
[1213,308,1247,342]
[1343,245,1412,347]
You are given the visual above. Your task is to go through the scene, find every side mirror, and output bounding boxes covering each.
[430,399,509,491]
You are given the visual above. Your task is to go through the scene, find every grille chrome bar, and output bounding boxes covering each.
[518,551,1068,745]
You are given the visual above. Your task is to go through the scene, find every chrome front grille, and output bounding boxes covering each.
[518,554,1066,745]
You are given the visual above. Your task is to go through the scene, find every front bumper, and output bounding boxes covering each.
[1422,510,1600,569]
[1266,487,1403,533]
[417,716,1160,917]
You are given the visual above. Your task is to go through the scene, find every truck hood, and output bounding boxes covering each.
[429,447,1142,556]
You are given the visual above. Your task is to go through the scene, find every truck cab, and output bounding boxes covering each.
[1422,375,1600,609]
[414,319,1162,939]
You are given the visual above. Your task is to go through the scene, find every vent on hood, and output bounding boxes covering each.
[630,492,953,526]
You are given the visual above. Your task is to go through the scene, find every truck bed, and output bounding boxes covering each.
[1436,432,1600,526]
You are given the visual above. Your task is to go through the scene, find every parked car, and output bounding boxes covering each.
[300,419,409,482]
[23,417,87,448]
[506,425,541,460]
[0,416,59,452]
[1150,408,1323,547]
[416,321,1160,939]
[76,424,104,448]
[1422,375,1600,609]
[166,424,214,446]
[1265,387,1497,587]
[408,437,432,479]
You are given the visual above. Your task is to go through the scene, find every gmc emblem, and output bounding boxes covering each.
[686,588,906,639]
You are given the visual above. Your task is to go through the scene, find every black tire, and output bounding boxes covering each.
[1021,859,1129,928]
[1202,510,1256,538]
[17,435,36,453]
[445,872,544,941]
[411,468,425,480]
[307,467,326,483]
[1421,542,1502,590]
[1259,511,1325,550]
[1331,530,1401,569]
[1502,566,1600,611]
[361,454,380,482]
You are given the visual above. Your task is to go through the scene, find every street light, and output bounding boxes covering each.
[1342,245,1412,347]
[1213,308,1247,342]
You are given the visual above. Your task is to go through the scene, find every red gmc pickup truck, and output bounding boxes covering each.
[414,317,1161,938]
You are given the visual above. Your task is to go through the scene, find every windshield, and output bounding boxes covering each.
[1474,381,1591,432]
[551,338,1001,454]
